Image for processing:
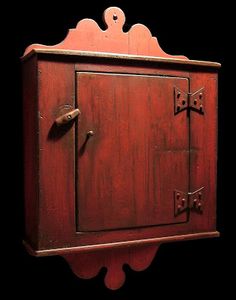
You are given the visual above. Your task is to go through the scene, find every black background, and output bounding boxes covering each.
[5,0,233,298]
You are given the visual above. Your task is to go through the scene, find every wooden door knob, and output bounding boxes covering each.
[55,108,81,126]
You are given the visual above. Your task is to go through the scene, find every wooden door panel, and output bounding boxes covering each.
[76,72,189,231]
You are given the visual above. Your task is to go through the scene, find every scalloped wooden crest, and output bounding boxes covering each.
[24,7,187,290]
[24,6,188,59]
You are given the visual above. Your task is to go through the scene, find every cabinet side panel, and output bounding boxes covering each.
[189,72,218,232]
[22,56,39,248]
[38,60,75,249]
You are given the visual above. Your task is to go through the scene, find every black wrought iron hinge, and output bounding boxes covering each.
[174,87,205,114]
[174,187,204,216]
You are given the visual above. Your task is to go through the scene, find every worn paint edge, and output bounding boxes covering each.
[21,49,221,69]
[23,231,220,257]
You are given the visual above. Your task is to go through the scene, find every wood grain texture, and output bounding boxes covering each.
[63,245,159,290]
[76,72,189,231]
[23,7,187,60]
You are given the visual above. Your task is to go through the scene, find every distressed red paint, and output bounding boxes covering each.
[22,7,220,289]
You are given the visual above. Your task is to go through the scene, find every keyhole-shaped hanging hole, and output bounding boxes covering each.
[113,14,118,21]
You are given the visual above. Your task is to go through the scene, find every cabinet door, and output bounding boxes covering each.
[76,72,189,232]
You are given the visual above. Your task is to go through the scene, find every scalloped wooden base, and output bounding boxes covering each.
[63,245,159,290]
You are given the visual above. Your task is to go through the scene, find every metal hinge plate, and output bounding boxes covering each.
[174,187,204,216]
[174,87,204,114]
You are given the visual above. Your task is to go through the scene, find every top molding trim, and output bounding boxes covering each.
[21,49,221,69]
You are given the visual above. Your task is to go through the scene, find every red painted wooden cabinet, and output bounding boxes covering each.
[22,7,220,289]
